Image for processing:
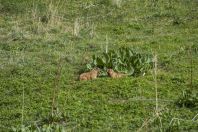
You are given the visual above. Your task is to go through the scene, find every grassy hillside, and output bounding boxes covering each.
[0,0,198,131]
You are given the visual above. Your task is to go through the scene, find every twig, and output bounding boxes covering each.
[169,117,198,126]
[153,54,158,114]
[21,85,25,126]
[137,117,157,132]
[137,106,167,132]
[169,113,198,126]
[192,114,198,121]
[105,34,109,53]
[51,57,63,117]
[189,45,193,89]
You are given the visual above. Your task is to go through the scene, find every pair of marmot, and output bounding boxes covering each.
[79,68,126,81]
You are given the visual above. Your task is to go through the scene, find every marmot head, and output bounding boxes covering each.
[107,69,114,75]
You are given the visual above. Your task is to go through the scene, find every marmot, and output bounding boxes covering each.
[79,68,100,81]
[107,69,126,78]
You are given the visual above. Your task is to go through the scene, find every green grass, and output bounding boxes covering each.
[0,0,198,131]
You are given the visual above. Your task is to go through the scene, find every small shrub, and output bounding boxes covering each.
[175,89,198,108]
[86,47,153,76]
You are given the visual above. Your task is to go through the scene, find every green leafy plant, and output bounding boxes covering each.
[86,47,153,76]
[175,89,198,108]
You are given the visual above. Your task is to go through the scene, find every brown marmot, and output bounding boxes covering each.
[79,68,100,81]
[107,69,126,78]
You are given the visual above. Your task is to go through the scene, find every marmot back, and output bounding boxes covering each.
[79,68,100,81]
